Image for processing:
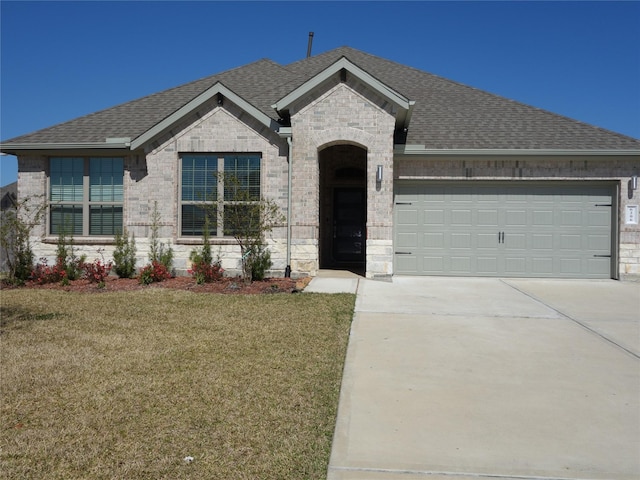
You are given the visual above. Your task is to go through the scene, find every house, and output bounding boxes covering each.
[2,46,640,280]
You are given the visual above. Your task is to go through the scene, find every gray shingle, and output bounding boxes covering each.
[3,46,639,150]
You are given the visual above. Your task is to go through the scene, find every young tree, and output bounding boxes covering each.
[213,174,285,284]
[0,196,46,284]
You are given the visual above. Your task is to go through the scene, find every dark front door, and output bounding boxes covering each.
[333,187,366,263]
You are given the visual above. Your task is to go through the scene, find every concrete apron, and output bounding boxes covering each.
[327,277,640,480]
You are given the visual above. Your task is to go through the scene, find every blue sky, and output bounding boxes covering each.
[1,1,639,186]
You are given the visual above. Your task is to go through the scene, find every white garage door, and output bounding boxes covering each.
[394,182,616,278]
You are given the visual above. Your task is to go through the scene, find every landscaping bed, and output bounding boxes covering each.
[4,275,311,294]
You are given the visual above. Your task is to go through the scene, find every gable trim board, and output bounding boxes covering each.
[2,46,639,280]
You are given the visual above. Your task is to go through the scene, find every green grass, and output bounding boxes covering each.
[0,289,355,479]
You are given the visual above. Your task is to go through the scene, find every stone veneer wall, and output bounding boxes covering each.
[395,154,640,280]
[289,81,396,278]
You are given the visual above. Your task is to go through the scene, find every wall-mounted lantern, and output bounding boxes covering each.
[376,165,383,184]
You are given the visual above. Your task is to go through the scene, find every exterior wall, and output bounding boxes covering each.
[132,100,289,276]
[394,154,640,280]
[289,81,396,278]
[18,100,290,277]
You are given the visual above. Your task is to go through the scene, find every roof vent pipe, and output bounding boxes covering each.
[306,32,314,58]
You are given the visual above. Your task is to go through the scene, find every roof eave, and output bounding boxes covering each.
[394,146,640,156]
[0,141,132,156]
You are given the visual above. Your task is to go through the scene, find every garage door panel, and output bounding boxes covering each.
[531,257,554,275]
[533,210,554,226]
[397,209,418,225]
[505,210,527,226]
[423,256,444,273]
[477,209,499,226]
[588,210,611,227]
[504,233,526,249]
[532,234,553,250]
[423,232,444,248]
[477,257,499,274]
[560,258,582,275]
[396,255,418,273]
[424,209,444,225]
[451,209,472,225]
[396,232,417,249]
[587,257,611,275]
[450,256,472,273]
[560,234,581,250]
[477,232,498,249]
[588,234,610,250]
[451,233,472,248]
[395,182,614,278]
[504,257,526,275]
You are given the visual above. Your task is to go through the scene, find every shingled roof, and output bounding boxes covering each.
[3,46,640,151]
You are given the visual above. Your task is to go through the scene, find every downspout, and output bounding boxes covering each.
[284,135,293,277]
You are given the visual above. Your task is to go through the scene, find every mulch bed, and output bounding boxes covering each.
[3,275,312,294]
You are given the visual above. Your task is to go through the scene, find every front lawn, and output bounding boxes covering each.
[0,289,355,479]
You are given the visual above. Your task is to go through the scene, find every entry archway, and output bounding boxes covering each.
[318,144,367,273]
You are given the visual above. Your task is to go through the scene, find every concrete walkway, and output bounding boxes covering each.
[318,275,640,480]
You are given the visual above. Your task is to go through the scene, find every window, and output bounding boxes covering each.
[180,154,261,237]
[49,157,123,236]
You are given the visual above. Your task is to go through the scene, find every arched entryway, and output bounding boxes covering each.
[319,144,367,274]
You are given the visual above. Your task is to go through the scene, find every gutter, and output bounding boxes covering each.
[394,145,640,156]
[0,140,132,155]
[278,127,293,277]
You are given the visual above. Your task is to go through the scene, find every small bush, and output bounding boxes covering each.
[55,230,85,281]
[247,244,272,282]
[82,258,113,286]
[113,229,137,278]
[148,201,174,274]
[139,260,172,285]
[188,256,224,284]
[31,258,67,285]
[188,218,223,284]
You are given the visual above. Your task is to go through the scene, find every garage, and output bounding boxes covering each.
[394,182,616,278]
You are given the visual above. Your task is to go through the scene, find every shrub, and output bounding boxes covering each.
[188,218,223,284]
[31,258,67,285]
[113,229,137,278]
[148,201,173,273]
[246,243,272,282]
[188,256,224,284]
[82,257,113,286]
[139,260,172,285]
[55,229,85,281]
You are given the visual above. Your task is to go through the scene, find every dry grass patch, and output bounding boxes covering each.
[1,289,355,479]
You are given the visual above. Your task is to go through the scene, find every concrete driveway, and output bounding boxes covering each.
[324,277,640,480]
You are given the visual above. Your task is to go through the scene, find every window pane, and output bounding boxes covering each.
[90,158,124,201]
[223,204,259,237]
[224,155,260,201]
[90,206,123,235]
[182,155,217,201]
[50,158,84,202]
[181,204,217,237]
[51,205,83,236]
